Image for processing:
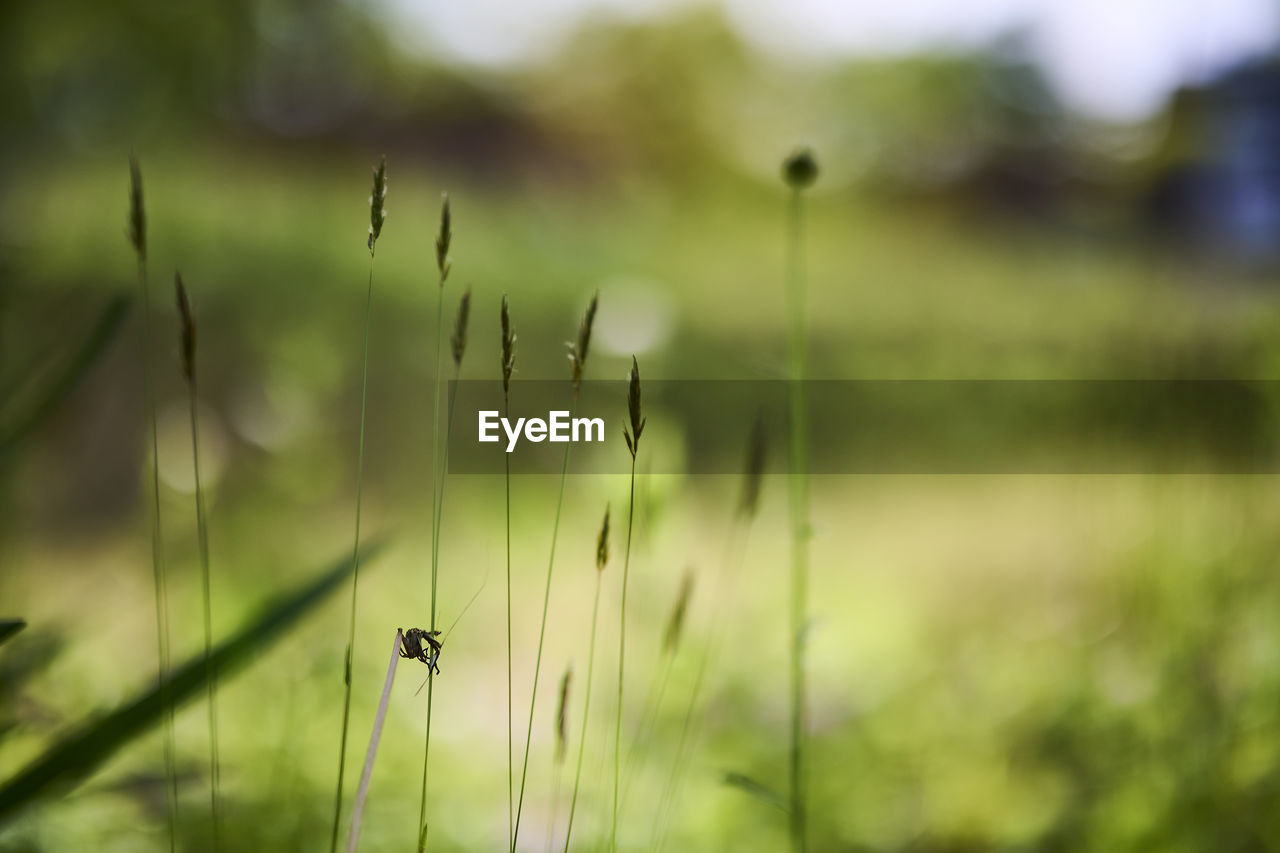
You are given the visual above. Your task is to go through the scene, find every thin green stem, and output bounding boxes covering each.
[653,520,745,851]
[419,298,457,851]
[785,186,810,853]
[563,572,603,852]
[504,390,514,850]
[619,648,673,815]
[331,259,376,853]
[137,257,177,852]
[187,372,219,850]
[611,455,637,852]
[546,752,565,852]
[513,394,578,853]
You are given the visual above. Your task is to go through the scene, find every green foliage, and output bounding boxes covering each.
[0,296,130,461]
[0,538,386,824]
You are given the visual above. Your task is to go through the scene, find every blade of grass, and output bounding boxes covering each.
[0,295,130,460]
[654,418,766,850]
[345,629,403,853]
[514,292,596,852]
[612,356,644,851]
[129,156,177,853]
[0,538,388,824]
[0,620,26,646]
[418,197,455,851]
[500,294,517,849]
[331,156,387,853]
[175,274,220,848]
[563,506,609,851]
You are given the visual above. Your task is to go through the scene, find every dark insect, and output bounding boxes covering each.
[400,627,442,675]
[398,570,489,695]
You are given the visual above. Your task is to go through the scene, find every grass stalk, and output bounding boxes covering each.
[563,505,610,852]
[513,404,575,852]
[501,295,517,848]
[128,157,178,851]
[418,235,462,850]
[620,570,692,815]
[653,417,766,850]
[612,357,645,852]
[782,149,817,853]
[546,666,572,851]
[610,456,636,851]
[513,293,598,852]
[331,157,387,853]
[345,630,404,853]
[176,274,220,849]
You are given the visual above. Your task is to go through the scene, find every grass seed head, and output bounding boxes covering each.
[662,570,695,655]
[367,156,387,255]
[783,148,819,190]
[555,666,572,764]
[451,287,471,367]
[174,273,195,383]
[596,503,611,572]
[739,415,767,519]
[500,294,516,398]
[622,355,645,459]
[435,193,452,284]
[569,291,599,389]
[128,156,146,262]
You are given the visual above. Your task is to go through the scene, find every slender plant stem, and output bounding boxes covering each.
[419,292,457,851]
[346,630,403,853]
[785,186,810,853]
[611,455,638,852]
[546,753,565,853]
[331,259,376,853]
[137,256,177,851]
[513,393,578,853]
[653,521,745,851]
[563,572,603,852]
[619,648,673,814]
[504,390,515,850]
[187,372,220,849]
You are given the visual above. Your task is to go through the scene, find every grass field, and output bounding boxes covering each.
[3,140,1280,851]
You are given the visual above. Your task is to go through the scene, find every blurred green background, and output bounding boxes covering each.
[6,0,1280,850]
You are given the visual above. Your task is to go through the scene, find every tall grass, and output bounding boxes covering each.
[331,157,387,853]
[127,157,177,851]
[512,292,598,852]
[175,274,220,848]
[500,294,517,847]
[612,356,645,851]
[563,505,610,852]
[419,206,463,850]
[546,665,572,850]
[653,417,765,849]
[782,148,817,853]
[620,569,693,815]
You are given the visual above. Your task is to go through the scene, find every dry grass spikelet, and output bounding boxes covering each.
[568,292,599,389]
[368,156,387,255]
[128,156,146,262]
[739,415,767,519]
[451,287,471,367]
[500,294,516,398]
[174,273,195,383]
[555,667,572,764]
[662,570,695,655]
[622,356,645,459]
[596,503,611,572]
[435,193,452,284]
